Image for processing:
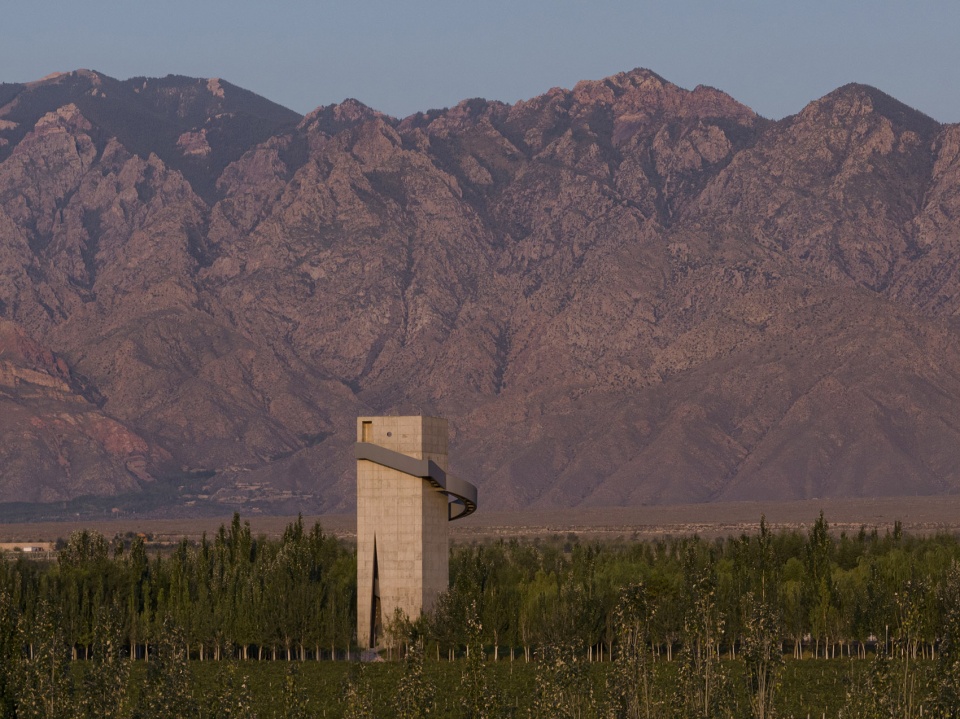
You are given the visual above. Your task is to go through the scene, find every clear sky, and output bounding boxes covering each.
[4,1,959,122]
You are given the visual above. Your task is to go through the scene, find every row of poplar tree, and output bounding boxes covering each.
[1,514,356,664]
[434,514,960,665]
[1,512,960,716]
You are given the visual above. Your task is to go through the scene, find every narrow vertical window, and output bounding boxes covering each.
[362,421,372,443]
[371,537,381,647]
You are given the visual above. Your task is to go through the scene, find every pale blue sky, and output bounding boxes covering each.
[4,1,959,122]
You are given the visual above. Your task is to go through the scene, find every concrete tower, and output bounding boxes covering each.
[356,416,477,649]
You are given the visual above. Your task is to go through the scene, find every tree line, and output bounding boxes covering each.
[433,514,960,666]
[0,514,355,666]
[1,512,960,717]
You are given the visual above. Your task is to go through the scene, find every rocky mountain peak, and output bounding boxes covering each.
[26,69,103,89]
[0,70,301,202]
[571,67,669,100]
[299,98,388,136]
[799,83,939,137]
[566,68,756,124]
[33,102,93,134]
[399,97,510,135]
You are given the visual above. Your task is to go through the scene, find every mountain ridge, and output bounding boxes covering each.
[1,67,960,516]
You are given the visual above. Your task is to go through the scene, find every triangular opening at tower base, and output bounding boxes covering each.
[370,536,381,648]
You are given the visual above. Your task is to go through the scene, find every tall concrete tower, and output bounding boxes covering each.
[355,416,477,649]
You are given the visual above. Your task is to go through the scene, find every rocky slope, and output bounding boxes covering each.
[0,320,164,502]
[1,68,959,514]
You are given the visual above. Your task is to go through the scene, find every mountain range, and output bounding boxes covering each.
[1,68,959,517]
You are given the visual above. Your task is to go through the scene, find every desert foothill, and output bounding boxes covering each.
[3,4,960,716]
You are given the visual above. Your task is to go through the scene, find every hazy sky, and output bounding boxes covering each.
[5,1,959,122]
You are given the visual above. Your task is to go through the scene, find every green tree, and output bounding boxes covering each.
[674,549,733,719]
[341,663,375,719]
[482,555,519,662]
[741,588,782,719]
[204,660,258,719]
[394,637,434,719]
[134,618,197,719]
[605,582,659,719]
[529,642,596,719]
[431,588,463,660]
[460,603,501,719]
[13,600,74,719]
[932,561,960,718]
[75,607,131,719]
[0,584,19,719]
[124,535,150,660]
[839,649,900,719]
[741,520,782,719]
[779,559,806,659]
[892,578,926,716]
[384,607,413,661]
[805,512,835,659]
[274,664,311,719]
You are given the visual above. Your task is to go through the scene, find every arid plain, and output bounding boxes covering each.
[3,496,960,545]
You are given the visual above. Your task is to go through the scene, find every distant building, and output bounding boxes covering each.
[355,416,477,649]
[0,542,55,555]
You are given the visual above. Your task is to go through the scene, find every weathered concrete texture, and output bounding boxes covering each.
[356,416,449,648]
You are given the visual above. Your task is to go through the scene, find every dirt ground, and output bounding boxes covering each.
[1,495,959,544]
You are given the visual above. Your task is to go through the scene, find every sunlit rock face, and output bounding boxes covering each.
[2,68,960,512]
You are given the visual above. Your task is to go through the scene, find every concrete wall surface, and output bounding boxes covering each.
[356,416,449,648]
